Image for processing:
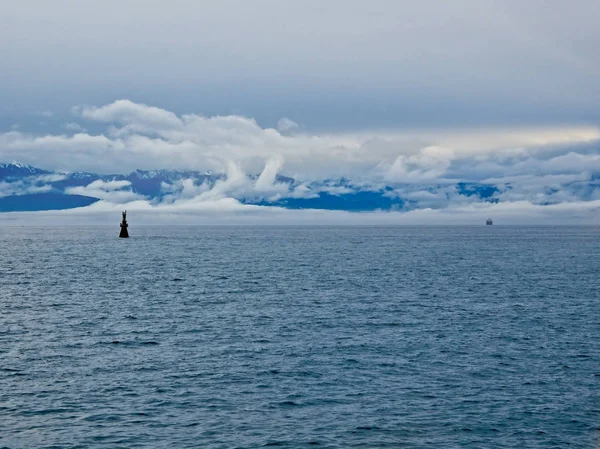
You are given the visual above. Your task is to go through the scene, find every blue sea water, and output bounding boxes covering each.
[0,226,598,449]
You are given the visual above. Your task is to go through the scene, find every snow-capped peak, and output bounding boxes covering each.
[0,161,36,171]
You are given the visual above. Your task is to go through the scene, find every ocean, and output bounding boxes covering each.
[1,226,598,448]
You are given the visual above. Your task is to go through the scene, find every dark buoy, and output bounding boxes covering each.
[119,210,129,238]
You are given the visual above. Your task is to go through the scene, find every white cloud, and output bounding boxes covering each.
[63,122,87,133]
[0,180,51,198]
[255,156,288,194]
[277,118,300,134]
[2,100,598,181]
[66,179,142,203]
[2,197,600,226]
[386,146,455,182]
[36,173,67,182]
[80,99,183,130]
[1,99,600,222]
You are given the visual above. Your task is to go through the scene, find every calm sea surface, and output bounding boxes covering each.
[0,226,598,448]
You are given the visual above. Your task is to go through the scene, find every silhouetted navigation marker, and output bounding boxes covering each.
[119,211,129,238]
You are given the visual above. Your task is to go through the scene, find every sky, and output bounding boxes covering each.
[1,0,600,223]
[2,0,600,129]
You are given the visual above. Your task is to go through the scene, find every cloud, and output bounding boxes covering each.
[255,156,288,194]
[2,100,598,180]
[0,173,60,198]
[386,146,455,182]
[63,122,87,133]
[79,99,182,131]
[2,0,600,129]
[2,197,600,226]
[277,118,300,134]
[0,180,51,198]
[1,99,600,222]
[66,179,143,203]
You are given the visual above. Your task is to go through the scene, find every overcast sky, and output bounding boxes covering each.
[2,0,600,130]
[2,0,600,223]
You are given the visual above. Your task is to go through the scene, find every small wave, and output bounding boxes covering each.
[109,340,159,346]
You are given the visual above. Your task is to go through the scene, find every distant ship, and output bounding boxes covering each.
[486,218,493,226]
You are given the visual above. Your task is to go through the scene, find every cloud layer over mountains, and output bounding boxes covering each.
[1,99,600,224]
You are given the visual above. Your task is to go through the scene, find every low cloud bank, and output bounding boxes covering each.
[1,99,600,223]
[1,199,599,226]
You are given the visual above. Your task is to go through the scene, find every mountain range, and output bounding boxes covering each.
[1,162,596,213]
